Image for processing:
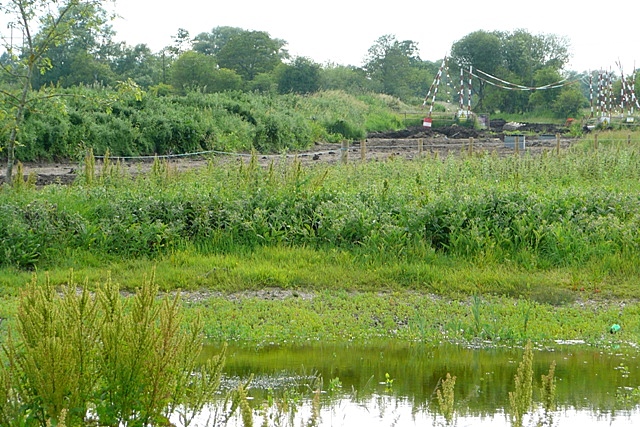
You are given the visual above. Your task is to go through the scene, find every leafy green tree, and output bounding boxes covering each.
[193,26,244,56]
[501,30,568,82]
[451,30,504,73]
[216,30,287,81]
[170,51,241,93]
[319,64,373,94]
[0,0,111,186]
[30,1,116,89]
[364,34,424,100]
[167,28,192,56]
[481,67,522,113]
[111,43,163,88]
[528,67,564,112]
[170,51,216,92]
[553,85,587,118]
[452,29,572,113]
[246,72,278,93]
[451,30,503,110]
[51,50,116,87]
[403,63,436,102]
[278,57,321,94]
[208,68,243,93]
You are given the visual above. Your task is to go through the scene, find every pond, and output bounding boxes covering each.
[185,340,640,426]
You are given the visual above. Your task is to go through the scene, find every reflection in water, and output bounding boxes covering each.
[184,341,640,426]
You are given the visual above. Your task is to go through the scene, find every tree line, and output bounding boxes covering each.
[6,1,632,108]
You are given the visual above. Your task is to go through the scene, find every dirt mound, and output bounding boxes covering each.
[367,125,483,140]
[489,119,569,135]
[368,121,569,140]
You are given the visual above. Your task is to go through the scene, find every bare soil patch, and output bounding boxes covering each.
[2,123,575,187]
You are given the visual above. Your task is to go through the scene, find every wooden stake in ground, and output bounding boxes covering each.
[341,141,348,164]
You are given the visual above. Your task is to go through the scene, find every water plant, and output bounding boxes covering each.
[236,380,254,427]
[471,294,484,337]
[509,341,534,427]
[385,372,394,392]
[327,377,343,393]
[538,361,557,427]
[436,373,456,425]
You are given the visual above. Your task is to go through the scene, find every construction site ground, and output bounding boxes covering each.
[4,121,575,187]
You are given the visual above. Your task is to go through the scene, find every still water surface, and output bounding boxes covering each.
[190,341,640,426]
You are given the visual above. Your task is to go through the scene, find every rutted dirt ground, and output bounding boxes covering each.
[2,122,575,187]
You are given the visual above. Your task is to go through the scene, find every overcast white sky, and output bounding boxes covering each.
[67,0,640,75]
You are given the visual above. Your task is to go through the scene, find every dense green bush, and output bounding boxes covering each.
[6,88,407,161]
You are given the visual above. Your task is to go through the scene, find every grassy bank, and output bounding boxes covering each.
[2,133,640,345]
[1,260,635,346]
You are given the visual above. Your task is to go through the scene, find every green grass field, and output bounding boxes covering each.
[2,131,640,346]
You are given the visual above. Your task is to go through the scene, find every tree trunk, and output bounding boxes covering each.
[6,129,17,187]
[5,68,31,187]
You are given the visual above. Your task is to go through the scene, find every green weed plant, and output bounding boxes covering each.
[0,272,225,427]
[5,141,640,277]
[436,373,456,425]
[508,341,558,427]
[509,341,534,427]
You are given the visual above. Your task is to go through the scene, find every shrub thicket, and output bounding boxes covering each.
[8,88,407,162]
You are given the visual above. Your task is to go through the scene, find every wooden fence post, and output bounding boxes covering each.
[556,133,560,155]
[360,139,366,162]
[418,138,424,157]
[468,137,474,155]
[341,140,348,164]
